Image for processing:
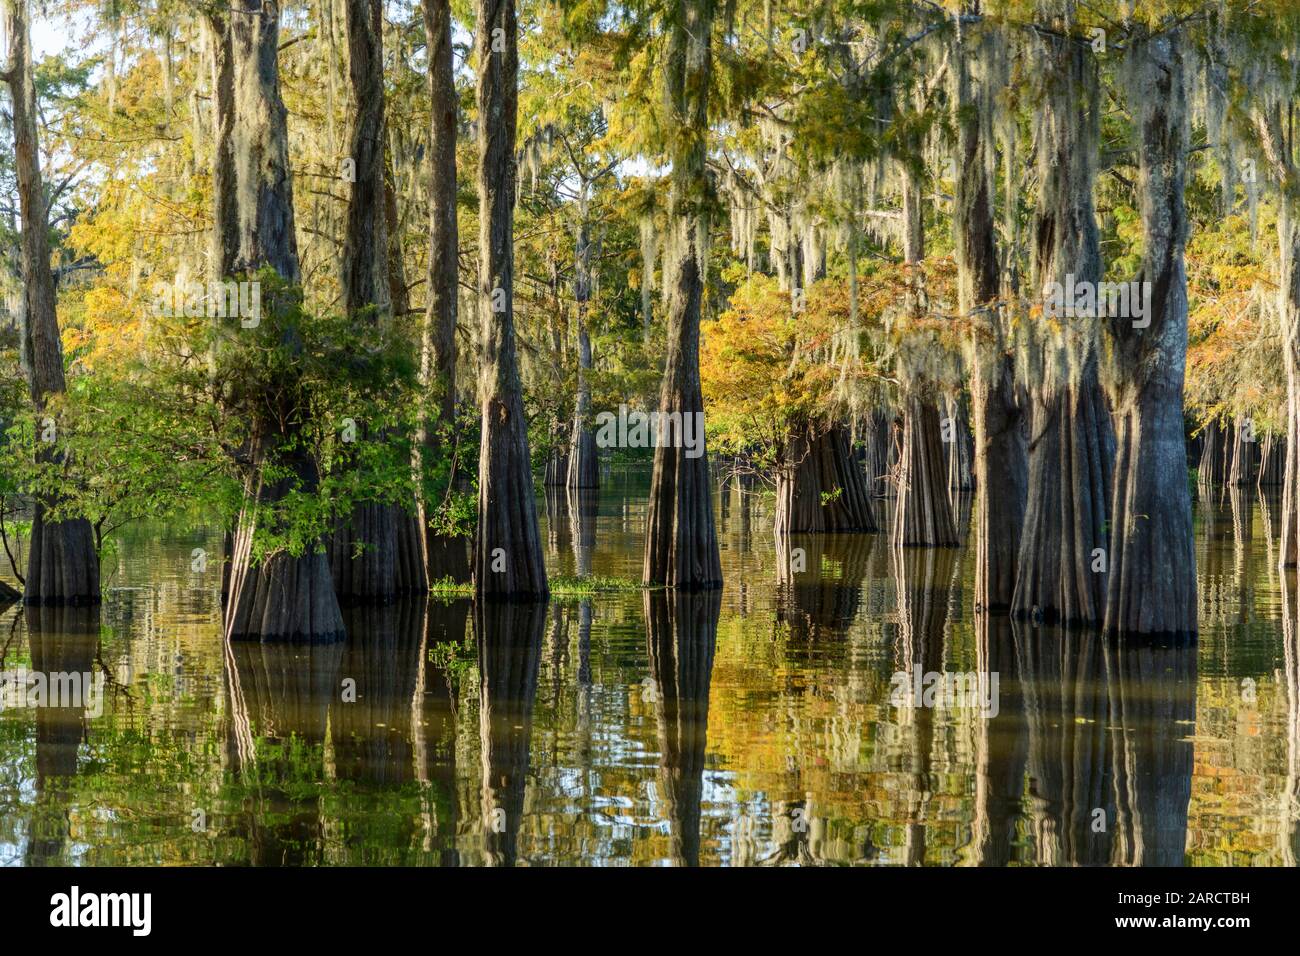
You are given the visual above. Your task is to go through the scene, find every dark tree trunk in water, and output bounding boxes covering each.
[1258,432,1285,487]
[893,397,960,547]
[476,599,545,865]
[954,16,1026,611]
[863,406,897,497]
[644,589,720,866]
[1258,121,1300,567]
[1197,419,1227,491]
[1104,30,1196,638]
[567,213,600,489]
[3,0,99,605]
[773,423,876,535]
[212,1,344,641]
[893,161,957,549]
[419,0,469,584]
[944,395,974,496]
[642,0,721,590]
[473,0,547,598]
[329,0,425,601]
[1012,28,1114,627]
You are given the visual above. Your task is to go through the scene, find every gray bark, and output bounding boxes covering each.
[1011,28,1114,627]
[329,0,425,601]
[566,210,599,489]
[418,0,470,583]
[473,0,548,597]
[1103,32,1196,637]
[213,1,345,641]
[2,0,100,605]
[642,0,722,589]
[955,16,1025,611]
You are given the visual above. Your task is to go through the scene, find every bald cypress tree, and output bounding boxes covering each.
[1103,26,1196,637]
[212,1,345,641]
[2,0,100,605]
[419,0,470,583]
[329,0,426,601]
[642,0,723,589]
[954,14,1026,611]
[473,0,548,598]
[1011,19,1114,628]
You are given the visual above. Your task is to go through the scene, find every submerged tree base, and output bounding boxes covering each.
[24,512,101,607]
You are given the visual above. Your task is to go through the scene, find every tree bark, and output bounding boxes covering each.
[2,0,100,605]
[893,396,960,547]
[893,157,957,549]
[418,0,470,584]
[642,0,722,590]
[212,1,344,641]
[329,0,425,601]
[1104,29,1196,638]
[566,210,600,489]
[954,15,1025,611]
[474,0,548,598]
[1011,27,1114,627]
[773,422,877,535]
[1251,88,1300,568]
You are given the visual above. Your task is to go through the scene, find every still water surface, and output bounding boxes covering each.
[0,469,1295,865]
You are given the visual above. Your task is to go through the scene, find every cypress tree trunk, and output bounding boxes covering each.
[1253,96,1300,568]
[893,396,960,547]
[1011,27,1114,627]
[419,0,470,584]
[2,0,99,605]
[474,0,548,598]
[893,161,957,549]
[328,0,425,601]
[863,406,896,497]
[642,0,722,589]
[1104,29,1196,638]
[773,422,876,535]
[566,210,599,489]
[213,1,345,641]
[955,15,1025,611]
[1197,419,1226,491]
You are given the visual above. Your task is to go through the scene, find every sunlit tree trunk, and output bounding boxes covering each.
[643,0,722,589]
[1104,29,1196,637]
[566,205,599,489]
[2,0,100,605]
[1011,26,1113,627]
[955,15,1025,611]
[329,0,426,600]
[474,0,548,597]
[893,160,957,549]
[419,0,470,584]
[1255,101,1300,569]
[213,1,345,641]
